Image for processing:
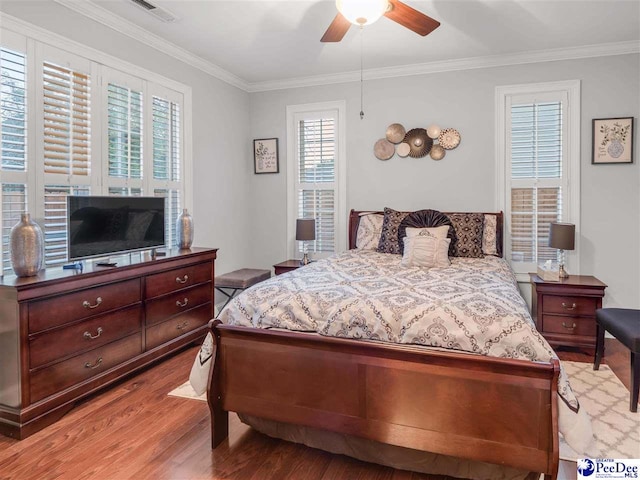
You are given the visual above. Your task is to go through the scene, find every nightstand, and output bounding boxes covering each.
[530,274,607,352]
[273,259,303,276]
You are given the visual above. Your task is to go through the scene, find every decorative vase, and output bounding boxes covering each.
[607,139,624,158]
[10,213,44,277]
[176,208,193,249]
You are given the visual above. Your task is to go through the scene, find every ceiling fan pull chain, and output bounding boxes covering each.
[360,26,364,120]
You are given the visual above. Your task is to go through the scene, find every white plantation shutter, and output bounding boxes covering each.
[43,62,90,176]
[43,185,90,266]
[509,101,563,264]
[295,114,337,254]
[498,82,579,276]
[1,41,29,272]
[1,183,27,272]
[152,96,180,181]
[107,83,143,180]
[154,188,179,247]
[1,47,27,172]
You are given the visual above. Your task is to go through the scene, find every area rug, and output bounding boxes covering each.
[168,361,639,460]
[559,361,639,461]
[168,381,206,402]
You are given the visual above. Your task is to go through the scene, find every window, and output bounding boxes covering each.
[0,28,191,272]
[1,38,29,272]
[496,81,580,277]
[286,101,346,258]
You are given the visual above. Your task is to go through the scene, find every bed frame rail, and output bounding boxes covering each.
[208,320,559,479]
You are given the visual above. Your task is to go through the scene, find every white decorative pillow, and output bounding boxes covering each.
[401,232,451,268]
[356,213,384,250]
[482,214,498,256]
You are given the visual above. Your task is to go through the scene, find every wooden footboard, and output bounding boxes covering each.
[207,320,559,479]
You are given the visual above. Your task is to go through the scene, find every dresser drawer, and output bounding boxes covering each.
[145,303,211,350]
[28,279,142,333]
[146,282,212,326]
[30,333,143,402]
[145,262,212,299]
[542,295,597,316]
[542,315,597,337]
[29,305,142,369]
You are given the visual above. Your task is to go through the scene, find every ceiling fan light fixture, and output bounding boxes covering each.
[336,0,389,26]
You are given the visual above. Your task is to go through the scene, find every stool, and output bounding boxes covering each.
[594,308,640,412]
[214,268,271,313]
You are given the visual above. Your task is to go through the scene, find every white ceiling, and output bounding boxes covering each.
[62,0,640,86]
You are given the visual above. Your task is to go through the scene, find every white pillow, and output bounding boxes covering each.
[356,213,384,250]
[401,235,451,268]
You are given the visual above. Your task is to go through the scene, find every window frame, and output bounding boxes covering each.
[286,100,347,259]
[495,80,581,280]
[0,18,193,272]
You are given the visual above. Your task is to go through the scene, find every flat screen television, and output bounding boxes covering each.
[67,195,165,261]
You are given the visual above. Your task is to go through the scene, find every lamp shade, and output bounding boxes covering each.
[336,0,388,26]
[296,218,316,241]
[548,223,575,250]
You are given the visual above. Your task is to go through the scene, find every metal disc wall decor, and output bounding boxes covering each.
[374,138,395,160]
[430,144,446,160]
[403,128,433,158]
[396,142,411,157]
[438,128,461,150]
[385,123,406,144]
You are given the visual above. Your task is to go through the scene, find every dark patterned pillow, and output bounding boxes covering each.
[377,207,409,254]
[397,209,454,255]
[449,213,484,258]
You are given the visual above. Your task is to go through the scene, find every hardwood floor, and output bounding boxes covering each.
[0,345,617,480]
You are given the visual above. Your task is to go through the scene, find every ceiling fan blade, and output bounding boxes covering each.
[321,13,351,42]
[384,0,440,36]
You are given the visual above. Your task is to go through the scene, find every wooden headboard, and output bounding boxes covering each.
[348,209,504,258]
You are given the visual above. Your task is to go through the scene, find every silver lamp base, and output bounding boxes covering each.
[300,253,311,266]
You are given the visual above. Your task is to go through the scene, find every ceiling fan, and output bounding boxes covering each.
[321,0,440,42]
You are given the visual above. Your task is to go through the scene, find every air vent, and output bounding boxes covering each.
[128,0,178,23]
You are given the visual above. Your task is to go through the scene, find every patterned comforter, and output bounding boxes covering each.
[218,250,594,453]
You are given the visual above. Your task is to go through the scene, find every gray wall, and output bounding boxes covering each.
[248,54,640,308]
[0,1,252,275]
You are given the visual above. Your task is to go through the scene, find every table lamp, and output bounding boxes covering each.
[296,218,315,266]
[548,222,575,278]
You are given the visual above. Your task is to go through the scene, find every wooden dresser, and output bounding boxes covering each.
[530,273,607,352]
[0,247,217,439]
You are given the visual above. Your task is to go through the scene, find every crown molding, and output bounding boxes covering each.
[53,0,250,92]
[248,40,640,92]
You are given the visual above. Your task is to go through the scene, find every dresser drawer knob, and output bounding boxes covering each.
[176,298,189,308]
[84,357,103,369]
[82,297,103,309]
[84,327,103,340]
[561,322,577,330]
[176,275,189,284]
[176,321,189,331]
[561,302,577,311]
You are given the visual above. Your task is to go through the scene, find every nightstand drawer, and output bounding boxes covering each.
[543,315,596,337]
[543,295,597,316]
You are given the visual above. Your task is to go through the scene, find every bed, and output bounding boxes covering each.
[204,210,591,480]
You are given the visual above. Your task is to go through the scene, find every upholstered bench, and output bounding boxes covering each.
[594,308,640,412]
[214,268,271,314]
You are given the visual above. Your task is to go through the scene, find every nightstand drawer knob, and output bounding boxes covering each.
[561,302,577,311]
[561,322,577,330]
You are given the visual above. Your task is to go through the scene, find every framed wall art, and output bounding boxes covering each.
[254,138,279,174]
[592,117,634,164]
